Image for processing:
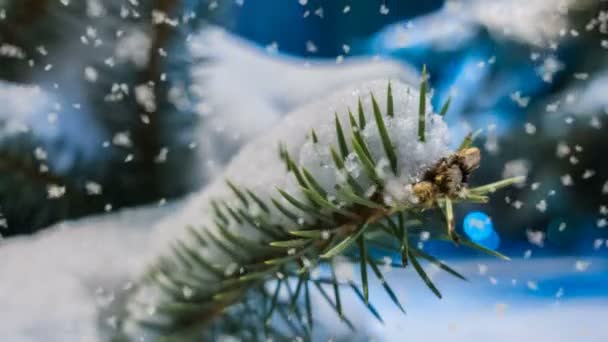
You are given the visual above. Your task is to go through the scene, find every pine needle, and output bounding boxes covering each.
[418,65,428,142]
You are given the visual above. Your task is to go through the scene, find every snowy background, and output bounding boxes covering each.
[1,0,607,341]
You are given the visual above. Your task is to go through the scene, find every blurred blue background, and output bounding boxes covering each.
[193,0,607,258]
[1,0,607,256]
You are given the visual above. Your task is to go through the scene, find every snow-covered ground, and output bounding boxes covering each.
[0,204,174,342]
[2,216,605,342]
[340,257,608,341]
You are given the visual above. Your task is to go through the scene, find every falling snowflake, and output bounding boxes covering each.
[560,174,574,186]
[47,185,66,199]
[526,229,545,247]
[536,200,547,212]
[574,260,591,272]
[85,182,102,195]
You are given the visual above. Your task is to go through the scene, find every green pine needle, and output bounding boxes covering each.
[277,189,327,221]
[351,137,382,185]
[418,65,428,142]
[439,96,451,117]
[313,281,355,330]
[289,229,325,238]
[460,239,511,261]
[386,82,394,117]
[336,185,384,209]
[349,281,384,323]
[321,224,370,259]
[469,176,526,195]
[410,248,467,281]
[246,189,270,213]
[289,274,305,313]
[371,93,398,175]
[358,236,369,303]
[265,279,283,324]
[409,251,442,299]
[398,214,409,267]
[458,132,474,151]
[271,198,300,223]
[330,263,343,316]
[335,113,349,159]
[226,180,249,207]
[269,238,310,248]
[311,129,319,144]
[301,168,328,197]
[349,110,374,160]
[304,278,313,329]
[368,256,406,313]
[358,98,367,128]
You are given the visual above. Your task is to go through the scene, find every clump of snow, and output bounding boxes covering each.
[153,78,450,248]
[297,83,451,204]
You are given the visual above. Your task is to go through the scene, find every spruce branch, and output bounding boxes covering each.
[121,77,523,340]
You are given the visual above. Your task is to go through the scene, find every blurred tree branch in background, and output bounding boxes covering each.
[0,0,221,236]
[131,0,181,203]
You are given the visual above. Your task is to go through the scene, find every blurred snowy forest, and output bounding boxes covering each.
[0,0,428,236]
[0,0,212,235]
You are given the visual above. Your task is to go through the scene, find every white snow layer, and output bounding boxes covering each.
[189,26,419,178]
[152,78,450,251]
[0,203,176,342]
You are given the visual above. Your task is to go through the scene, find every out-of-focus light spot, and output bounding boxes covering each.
[464,211,494,241]
[480,230,501,250]
[464,211,500,250]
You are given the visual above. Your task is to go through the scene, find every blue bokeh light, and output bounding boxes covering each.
[479,230,501,251]
[463,211,494,240]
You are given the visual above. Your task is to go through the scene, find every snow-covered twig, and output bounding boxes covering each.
[121,77,522,340]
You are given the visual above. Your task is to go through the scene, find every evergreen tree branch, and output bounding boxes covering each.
[120,78,523,340]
